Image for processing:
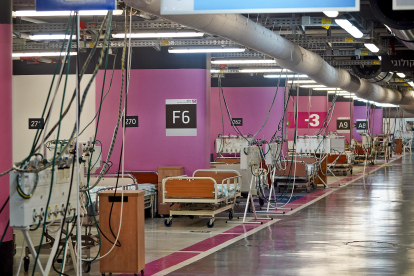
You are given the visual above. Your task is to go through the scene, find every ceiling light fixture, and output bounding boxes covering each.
[287,80,316,84]
[211,59,276,65]
[335,19,363,38]
[313,87,340,90]
[13,10,123,17]
[299,85,327,88]
[323,11,339,18]
[112,32,204,38]
[264,74,308,78]
[168,47,245,53]
[364,43,380,53]
[29,34,76,40]
[239,68,288,73]
[396,72,406,78]
[12,52,77,57]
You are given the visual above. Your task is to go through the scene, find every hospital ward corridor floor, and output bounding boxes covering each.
[13,154,412,275]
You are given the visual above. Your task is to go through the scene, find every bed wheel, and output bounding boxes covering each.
[164,219,172,227]
[306,188,311,193]
[259,197,265,206]
[82,261,91,273]
[24,256,30,272]
[228,211,233,221]
[350,170,353,175]
[141,269,145,275]
[206,220,215,228]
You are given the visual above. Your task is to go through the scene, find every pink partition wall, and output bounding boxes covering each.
[353,106,383,141]
[287,96,328,139]
[0,24,13,243]
[96,69,210,176]
[210,87,286,157]
[326,101,353,142]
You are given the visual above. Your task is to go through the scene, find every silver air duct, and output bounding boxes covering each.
[370,0,414,50]
[124,0,414,111]
[351,64,393,85]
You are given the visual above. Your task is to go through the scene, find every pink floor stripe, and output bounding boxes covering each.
[119,156,405,276]
[120,252,199,276]
[179,233,240,252]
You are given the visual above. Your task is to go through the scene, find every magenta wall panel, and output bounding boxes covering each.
[96,69,210,176]
[0,24,13,242]
[287,96,328,139]
[210,87,286,157]
[353,106,383,141]
[326,101,353,143]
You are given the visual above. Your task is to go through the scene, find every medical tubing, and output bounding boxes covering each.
[13,12,113,175]
[32,19,74,275]
[82,11,128,192]
[85,21,113,187]
[32,14,109,154]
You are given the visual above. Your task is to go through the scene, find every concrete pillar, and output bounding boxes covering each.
[0,0,13,275]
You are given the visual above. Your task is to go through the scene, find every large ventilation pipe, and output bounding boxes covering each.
[370,0,414,50]
[351,64,393,85]
[124,0,414,112]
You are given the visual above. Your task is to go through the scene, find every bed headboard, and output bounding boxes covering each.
[118,171,158,184]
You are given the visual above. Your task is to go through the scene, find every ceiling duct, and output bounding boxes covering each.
[351,64,393,85]
[370,0,414,50]
[124,0,414,112]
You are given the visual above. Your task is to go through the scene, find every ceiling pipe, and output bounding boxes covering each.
[124,0,414,111]
[370,0,414,51]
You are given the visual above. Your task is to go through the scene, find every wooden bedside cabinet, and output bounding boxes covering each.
[157,166,184,216]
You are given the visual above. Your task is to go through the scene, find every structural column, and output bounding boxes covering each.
[0,0,13,275]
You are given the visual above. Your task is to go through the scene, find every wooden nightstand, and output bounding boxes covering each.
[157,166,184,216]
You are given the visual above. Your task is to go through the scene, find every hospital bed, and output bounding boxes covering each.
[273,155,318,193]
[162,169,242,228]
[327,152,355,175]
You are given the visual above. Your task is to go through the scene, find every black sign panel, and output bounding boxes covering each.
[337,119,350,130]
[231,118,243,126]
[356,121,368,130]
[29,118,44,130]
[166,104,197,129]
[123,116,138,127]
[381,55,414,71]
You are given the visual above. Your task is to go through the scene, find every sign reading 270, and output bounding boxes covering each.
[288,112,328,129]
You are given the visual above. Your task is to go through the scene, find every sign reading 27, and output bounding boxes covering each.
[288,112,327,129]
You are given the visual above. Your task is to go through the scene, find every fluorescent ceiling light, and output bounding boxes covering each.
[239,68,288,73]
[364,43,380,53]
[299,85,327,88]
[378,56,382,61]
[335,19,363,38]
[408,81,414,88]
[323,11,339,18]
[313,87,340,90]
[12,52,77,57]
[344,95,357,98]
[13,10,123,17]
[29,34,76,40]
[211,59,276,65]
[287,80,316,84]
[396,72,406,78]
[264,74,308,78]
[112,32,204,38]
[211,69,221,73]
[168,47,245,53]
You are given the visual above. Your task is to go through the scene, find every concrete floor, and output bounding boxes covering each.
[13,156,407,275]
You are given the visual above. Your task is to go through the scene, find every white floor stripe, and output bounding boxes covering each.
[151,155,406,275]
[152,219,280,276]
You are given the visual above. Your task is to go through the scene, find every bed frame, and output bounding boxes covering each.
[162,169,242,228]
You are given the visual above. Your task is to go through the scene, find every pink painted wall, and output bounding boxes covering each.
[96,69,210,176]
[288,96,328,139]
[210,87,286,158]
[326,101,353,143]
[353,106,383,141]
[0,24,13,242]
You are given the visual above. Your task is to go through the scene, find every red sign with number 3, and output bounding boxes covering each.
[288,112,328,129]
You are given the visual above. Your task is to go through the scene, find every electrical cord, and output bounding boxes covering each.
[31,18,75,275]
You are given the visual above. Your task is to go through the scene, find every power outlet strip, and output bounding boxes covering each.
[10,164,84,228]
